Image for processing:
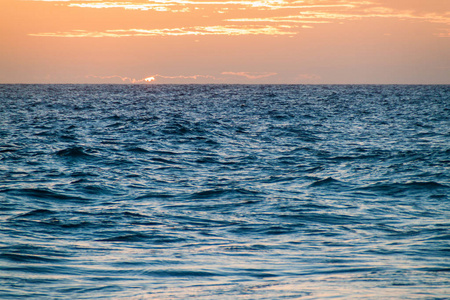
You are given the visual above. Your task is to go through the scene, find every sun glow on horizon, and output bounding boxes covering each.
[144,76,156,82]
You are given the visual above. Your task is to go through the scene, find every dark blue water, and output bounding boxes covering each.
[0,84,449,299]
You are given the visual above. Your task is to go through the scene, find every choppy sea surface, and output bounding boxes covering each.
[0,84,449,299]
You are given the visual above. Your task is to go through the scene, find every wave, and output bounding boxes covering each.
[191,187,260,199]
[0,252,63,263]
[356,181,449,196]
[125,146,150,153]
[98,233,184,244]
[142,269,222,278]
[4,188,88,202]
[56,146,98,159]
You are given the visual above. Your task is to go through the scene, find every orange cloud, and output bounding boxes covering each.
[295,73,321,82]
[86,72,282,83]
[224,2,450,25]
[86,75,148,83]
[435,29,450,38]
[54,0,346,11]
[29,25,297,37]
[152,74,219,80]
[35,0,374,12]
[221,71,277,79]
[86,74,222,83]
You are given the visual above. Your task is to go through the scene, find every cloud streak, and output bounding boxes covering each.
[31,0,352,11]
[86,73,223,83]
[86,71,280,83]
[86,74,148,83]
[87,74,220,83]
[226,9,450,26]
[152,74,219,80]
[29,25,297,37]
[221,71,277,79]
[64,1,362,11]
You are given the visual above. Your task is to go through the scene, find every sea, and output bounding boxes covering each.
[0,84,449,299]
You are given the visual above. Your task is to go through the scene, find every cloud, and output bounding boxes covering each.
[28,0,450,38]
[224,1,450,25]
[152,74,219,80]
[221,71,277,79]
[86,73,222,83]
[435,29,450,38]
[225,16,332,24]
[34,0,353,11]
[295,73,321,82]
[67,2,176,12]
[227,10,450,25]
[86,74,148,83]
[86,72,280,83]
[29,25,297,37]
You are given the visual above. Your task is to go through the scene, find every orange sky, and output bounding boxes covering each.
[1,0,449,83]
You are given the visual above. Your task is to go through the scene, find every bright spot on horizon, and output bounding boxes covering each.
[144,76,155,82]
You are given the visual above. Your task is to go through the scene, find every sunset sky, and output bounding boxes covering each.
[1,0,449,84]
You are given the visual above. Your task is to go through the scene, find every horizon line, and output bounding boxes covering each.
[1,83,449,86]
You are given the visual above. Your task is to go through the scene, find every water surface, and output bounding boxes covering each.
[0,85,449,299]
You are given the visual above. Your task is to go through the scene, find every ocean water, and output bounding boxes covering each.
[0,84,449,299]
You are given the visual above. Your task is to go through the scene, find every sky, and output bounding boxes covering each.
[1,0,449,84]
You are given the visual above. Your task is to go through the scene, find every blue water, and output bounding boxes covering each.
[0,84,449,299]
